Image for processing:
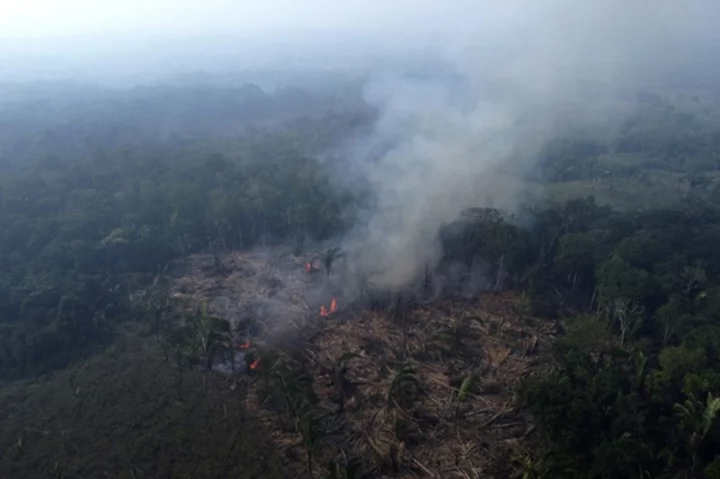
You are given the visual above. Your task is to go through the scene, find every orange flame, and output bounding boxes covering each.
[320,297,338,317]
[249,358,261,370]
[305,262,312,273]
[239,339,251,350]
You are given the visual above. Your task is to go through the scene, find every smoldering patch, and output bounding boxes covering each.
[161,247,351,350]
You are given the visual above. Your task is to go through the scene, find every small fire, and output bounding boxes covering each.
[249,358,261,370]
[320,297,338,317]
[239,339,251,350]
[305,262,312,273]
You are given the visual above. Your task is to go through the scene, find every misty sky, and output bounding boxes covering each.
[1,1,717,51]
[0,0,494,39]
[1,0,718,86]
[4,0,713,40]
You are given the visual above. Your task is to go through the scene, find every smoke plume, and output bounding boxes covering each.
[338,0,715,289]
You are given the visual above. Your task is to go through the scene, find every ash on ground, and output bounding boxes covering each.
[210,350,247,374]
[160,248,347,342]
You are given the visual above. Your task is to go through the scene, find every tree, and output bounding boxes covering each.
[299,412,321,478]
[323,247,344,277]
[601,297,644,347]
[673,393,720,471]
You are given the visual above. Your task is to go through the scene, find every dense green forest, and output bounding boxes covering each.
[0,82,372,380]
[487,198,720,478]
[3,80,720,477]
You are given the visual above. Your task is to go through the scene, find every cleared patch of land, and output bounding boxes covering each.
[241,292,556,478]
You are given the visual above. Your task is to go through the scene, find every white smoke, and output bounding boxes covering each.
[339,0,717,289]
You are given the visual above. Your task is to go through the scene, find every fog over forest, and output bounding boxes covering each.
[3,1,720,478]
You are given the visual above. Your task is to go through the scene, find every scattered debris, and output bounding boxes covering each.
[242,292,556,478]
[152,248,556,476]
[160,248,345,340]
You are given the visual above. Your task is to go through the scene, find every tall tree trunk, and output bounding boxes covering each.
[306,449,313,479]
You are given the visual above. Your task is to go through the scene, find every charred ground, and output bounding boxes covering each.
[243,292,555,478]
[146,248,558,478]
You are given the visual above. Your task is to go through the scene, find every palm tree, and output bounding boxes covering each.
[514,451,573,479]
[299,411,321,478]
[680,263,707,297]
[332,353,359,411]
[355,270,376,301]
[323,247,344,277]
[189,303,232,371]
[387,364,421,412]
[423,262,433,296]
[673,393,720,469]
[634,351,649,393]
[518,454,551,479]
[182,303,232,389]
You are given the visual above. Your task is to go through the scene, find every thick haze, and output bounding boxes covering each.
[2,1,717,40]
[1,1,717,84]
[2,0,720,289]
[335,0,720,289]
[4,0,501,39]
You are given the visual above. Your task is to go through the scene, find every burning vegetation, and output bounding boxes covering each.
[148,246,556,478]
[320,297,338,317]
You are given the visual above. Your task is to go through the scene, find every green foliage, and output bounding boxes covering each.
[0,114,355,379]
[674,393,720,449]
[539,98,720,184]
[440,207,534,288]
[261,352,319,427]
[172,303,233,370]
[0,335,290,479]
[457,372,477,402]
[5,84,720,479]
[514,197,720,477]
